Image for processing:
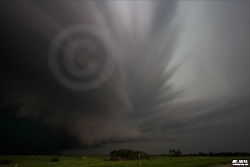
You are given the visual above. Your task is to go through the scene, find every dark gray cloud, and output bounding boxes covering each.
[0,1,182,152]
[0,1,249,154]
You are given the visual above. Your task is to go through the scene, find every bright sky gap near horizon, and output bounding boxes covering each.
[0,1,249,155]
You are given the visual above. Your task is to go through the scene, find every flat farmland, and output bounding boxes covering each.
[1,155,249,167]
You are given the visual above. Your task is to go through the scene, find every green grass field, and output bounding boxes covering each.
[0,155,249,167]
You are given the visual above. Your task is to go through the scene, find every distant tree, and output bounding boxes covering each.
[209,151,214,156]
[110,150,119,157]
[176,150,182,156]
[169,149,175,156]
[127,149,136,160]
[169,149,181,157]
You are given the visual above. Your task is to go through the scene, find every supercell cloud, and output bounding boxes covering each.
[0,1,249,154]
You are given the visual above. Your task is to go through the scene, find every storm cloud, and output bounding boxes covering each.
[0,1,249,154]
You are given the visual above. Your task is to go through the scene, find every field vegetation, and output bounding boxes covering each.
[0,154,249,167]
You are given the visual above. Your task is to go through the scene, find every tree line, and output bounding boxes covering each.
[109,148,250,160]
[160,149,250,157]
[110,149,150,161]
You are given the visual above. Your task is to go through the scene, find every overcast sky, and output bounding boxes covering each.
[0,1,249,155]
